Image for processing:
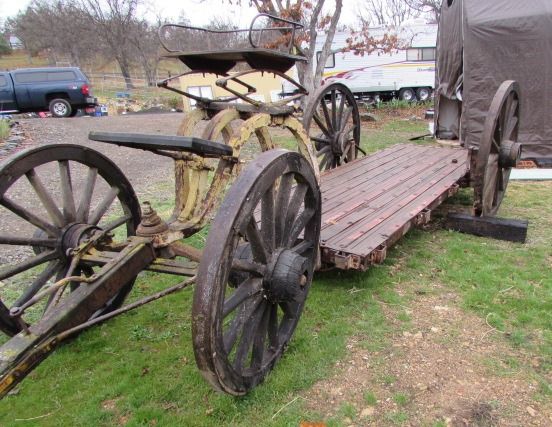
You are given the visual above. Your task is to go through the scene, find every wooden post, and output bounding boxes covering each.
[446,213,528,243]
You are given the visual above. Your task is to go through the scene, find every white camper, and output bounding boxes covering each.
[285,22,438,102]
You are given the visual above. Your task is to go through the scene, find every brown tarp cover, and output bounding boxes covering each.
[435,0,552,162]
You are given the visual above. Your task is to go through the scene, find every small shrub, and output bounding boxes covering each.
[167,96,183,110]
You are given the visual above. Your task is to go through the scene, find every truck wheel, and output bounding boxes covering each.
[49,98,72,118]
[416,87,432,102]
[398,88,416,102]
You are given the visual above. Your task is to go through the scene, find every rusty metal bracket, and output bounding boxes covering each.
[369,245,387,264]
[414,209,431,226]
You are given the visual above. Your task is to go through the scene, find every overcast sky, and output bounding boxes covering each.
[0,0,359,26]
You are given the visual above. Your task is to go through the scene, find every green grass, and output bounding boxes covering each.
[361,119,429,154]
[0,119,10,141]
[0,114,550,425]
[392,392,410,406]
[363,391,378,406]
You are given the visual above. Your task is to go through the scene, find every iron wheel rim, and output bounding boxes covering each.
[192,149,321,395]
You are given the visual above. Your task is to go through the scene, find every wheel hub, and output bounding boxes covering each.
[499,140,521,168]
[263,248,308,303]
[60,223,100,257]
[331,130,348,156]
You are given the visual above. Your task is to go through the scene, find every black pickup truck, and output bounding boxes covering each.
[0,67,97,118]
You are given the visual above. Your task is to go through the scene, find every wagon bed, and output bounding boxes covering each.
[319,144,470,270]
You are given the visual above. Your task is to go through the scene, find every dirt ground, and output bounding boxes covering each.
[303,286,552,426]
[2,113,181,193]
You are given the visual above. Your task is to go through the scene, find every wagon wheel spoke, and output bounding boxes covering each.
[245,217,268,264]
[25,169,65,228]
[0,235,56,247]
[101,213,133,233]
[223,278,263,317]
[330,89,338,130]
[499,93,514,140]
[14,260,61,307]
[504,116,518,141]
[291,239,316,255]
[312,135,332,152]
[311,136,331,145]
[222,293,263,354]
[89,186,120,226]
[267,303,279,350]
[336,92,346,131]
[504,101,519,140]
[286,208,315,247]
[250,302,271,368]
[1,197,58,237]
[0,250,58,282]
[482,155,499,210]
[233,299,267,372]
[321,99,333,133]
[274,173,294,247]
[312,113,331,138]
[340,106,353,132]
[341,141,355,163]
[231,258,265,276]
[58,160,77,223]
[319,153,330,170]
[261,185,275,253]
[279,301,298,319]
[283,183,308,242]
[316,145,331,158]
[77,167,98,222]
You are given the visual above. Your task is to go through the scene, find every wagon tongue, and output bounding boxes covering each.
[0,237,156,399]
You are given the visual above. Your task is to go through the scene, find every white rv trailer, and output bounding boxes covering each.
[284,21,438,102]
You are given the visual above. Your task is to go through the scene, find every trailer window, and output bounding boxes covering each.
[407,47,436,61]
[316,51,335,69]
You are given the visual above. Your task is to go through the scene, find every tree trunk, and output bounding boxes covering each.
[117,57,134,89]
[313,0,343,90]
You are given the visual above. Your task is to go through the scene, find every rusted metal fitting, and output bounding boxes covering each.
[369,245,387,264]
[414,209,431,226]
[137,202,170,247]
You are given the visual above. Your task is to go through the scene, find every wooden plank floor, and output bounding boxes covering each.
[319,144,470,270]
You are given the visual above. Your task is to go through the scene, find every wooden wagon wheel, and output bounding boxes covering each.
[303,82,362,170]
[0,145,140,336]
[172,109,319,233]
[172,110,276,228]
[473,80,521,216]
[192,149,321,395]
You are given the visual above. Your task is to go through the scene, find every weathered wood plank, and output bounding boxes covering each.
[445,213,528,243]
[318,144,470,269]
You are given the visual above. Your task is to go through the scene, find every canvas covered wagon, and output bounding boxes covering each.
[434,0,552,165]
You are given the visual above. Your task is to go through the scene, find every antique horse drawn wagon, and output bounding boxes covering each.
[0,15,521,398]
